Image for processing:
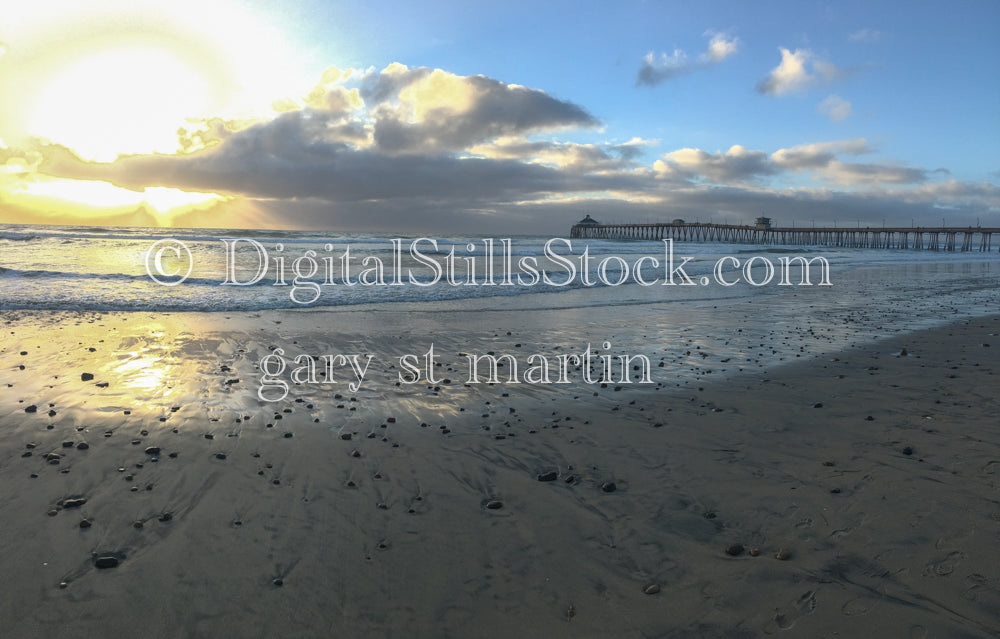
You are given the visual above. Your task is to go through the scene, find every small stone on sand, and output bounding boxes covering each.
[643,584,660,595]
[537,471,558,482]
[725,544,745,556]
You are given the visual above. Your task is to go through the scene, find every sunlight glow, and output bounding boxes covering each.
[28,47,211,161]
[15,177,224,224]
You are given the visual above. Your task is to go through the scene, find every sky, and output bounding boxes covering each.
[0,0,997,233]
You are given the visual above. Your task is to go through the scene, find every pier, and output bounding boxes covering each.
[569,216,998,252]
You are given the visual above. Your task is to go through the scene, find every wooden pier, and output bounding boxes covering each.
[569,220,999,252]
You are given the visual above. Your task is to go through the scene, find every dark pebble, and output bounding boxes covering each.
[81,373,94,381]
[812,402,823,408]
[725,544,745,557]
[283,432,293,438]
[21,451,32,458]
[215,453,227,460]
[25,405,37,413]
[485,500,503,510]
[600,481,617,493]
[340,433,352,441]
[537,471,559,482]
[902,446,913,456]
[77,442,89,450]
[643,584,660,595]
[79,519,92,529]
[94,555,120,569]
[273,578,283,586]
[158,513,173,522]
[61,441,73,448]
[144,446,161,455]
[61,498,87,508]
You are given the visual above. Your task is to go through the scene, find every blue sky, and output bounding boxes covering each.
[0,0,997,231]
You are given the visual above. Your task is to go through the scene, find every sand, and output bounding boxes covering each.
[1,308,998,638]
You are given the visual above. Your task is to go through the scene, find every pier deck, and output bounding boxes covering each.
[569,222,999,252]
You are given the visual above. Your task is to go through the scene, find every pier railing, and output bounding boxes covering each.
[569,222,999,252]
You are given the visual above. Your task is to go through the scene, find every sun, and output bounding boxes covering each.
[28,46,211,162]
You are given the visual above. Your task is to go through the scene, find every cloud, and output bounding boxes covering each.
[10,55,993,233]
[817,94,852,122]
[651,139,927,188]
[367,66,598,153]
[849,28,883,43]
[654,145,774,184]
[637,49,690,85]
[771,139,871,170]
[705,32,740,62]
[772,139,926,185]
[470,136,654,173]
[637,31,739,87]
[820,161,928,186]
[756,48,847,96]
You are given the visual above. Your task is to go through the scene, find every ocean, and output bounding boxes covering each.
[2,223,997,317]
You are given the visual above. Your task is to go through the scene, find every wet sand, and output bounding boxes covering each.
[1,308,998,638]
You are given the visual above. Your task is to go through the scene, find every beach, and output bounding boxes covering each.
[1,257,999,637]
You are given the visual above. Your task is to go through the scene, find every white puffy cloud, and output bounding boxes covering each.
[705,32,740,62]
[756,48,847,96]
